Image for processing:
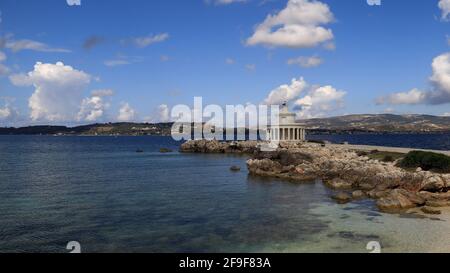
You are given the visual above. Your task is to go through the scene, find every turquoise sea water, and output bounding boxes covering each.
[0,135,450,253]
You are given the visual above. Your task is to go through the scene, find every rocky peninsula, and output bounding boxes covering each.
[180,140,450,214]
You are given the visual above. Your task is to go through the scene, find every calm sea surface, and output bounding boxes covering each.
[0,134,450,253]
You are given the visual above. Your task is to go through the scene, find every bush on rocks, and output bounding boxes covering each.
[399,151,450,173]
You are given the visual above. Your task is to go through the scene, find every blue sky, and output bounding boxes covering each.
[0,0,449,126]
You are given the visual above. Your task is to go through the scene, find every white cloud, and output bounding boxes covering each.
[91,89,114,97]
[67,0,81,6]
[323,42,336,51]
[0,105,17,120]
[246,0,334,48]
[205,0,247,5]
[376,88,426,105]
[5,39,71,53]
[130,33,169,48]
[104,59,131,67]
[0,98,19,125]
[77,89,114,122]
[117,103,136,122]
[104,55,143,67]
[9,62,91,121]
[225,58,235,65]
[145,104,172,123]
[0,51,10,76]
[0,51,6,62]
[0,64,10,76]
[245,64,256,71]
[263,76,346,118]
[287,56,323,68]
[439,0,450,21]
[157,104,170,122]
[263,77,308,105]
[294,85,346,118]
[442,112,450,116]
[377,52,450,105]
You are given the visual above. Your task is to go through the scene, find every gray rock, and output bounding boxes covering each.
[352,190,365,199]
[421,206,442,215]
[230,166,241,172]
[332,192,352,204]
[325,178,353,190]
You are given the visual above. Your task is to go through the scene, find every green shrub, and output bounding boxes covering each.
[382,155,395,162]
[399,151,450,172]
[357,151,369,157]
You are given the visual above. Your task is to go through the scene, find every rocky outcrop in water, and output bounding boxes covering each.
[180,140,259,154]
[181,140,450,213]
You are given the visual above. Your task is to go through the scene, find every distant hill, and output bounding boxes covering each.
[0,123,174,136]
[0,114,449,135]
[298,114,450,133]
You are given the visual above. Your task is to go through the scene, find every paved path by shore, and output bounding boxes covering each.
[329,144,450,156]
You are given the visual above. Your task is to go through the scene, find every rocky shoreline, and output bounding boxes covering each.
[180,140,450,214]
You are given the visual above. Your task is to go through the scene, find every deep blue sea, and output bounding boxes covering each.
[0,134,449,253]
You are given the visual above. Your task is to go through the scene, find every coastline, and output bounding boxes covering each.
[181,140,450,215]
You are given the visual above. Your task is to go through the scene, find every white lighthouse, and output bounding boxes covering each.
[267,103,306,142]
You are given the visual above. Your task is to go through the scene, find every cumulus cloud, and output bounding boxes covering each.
[157,104,170,122]
[287,56,323,68]
[128,33,169,48]
[9,62,91,122]
[0,104,18,122]
[377,52,450,105]
[0,98,19,125]
[263,77,346,118]
[439,0,450,21]
[117,103,136,122]
[263,77,308,105]
[246,0,334,48]
[294,85,346,118]
[5,39,71,53]
[77,89,114,122]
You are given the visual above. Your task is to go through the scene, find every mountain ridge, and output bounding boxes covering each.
[0,114,449,135]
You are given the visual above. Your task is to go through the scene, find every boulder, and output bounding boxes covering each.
[159,148,173,153]
[325,178,353,190]
[377,189,425,212]
[352,190,365,199]
[367,189,390,199]
[425,200,450,207]
[421,175,445,192]
[230,166,241,172]
[421,206,442,215]
[332,192,352,204]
